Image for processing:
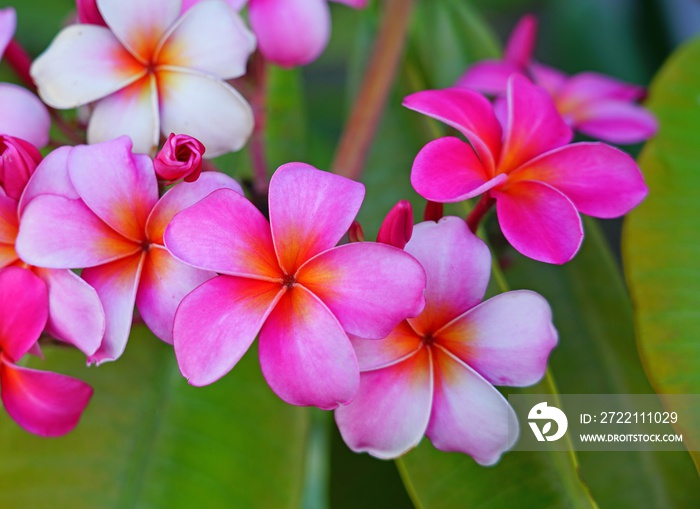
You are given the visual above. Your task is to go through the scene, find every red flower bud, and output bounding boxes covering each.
[154,133,206,182]
[423,200,444,222]
[377,200,413,249]
[76,0,107,26]
[348,221,365,243]
[0,135,42,200]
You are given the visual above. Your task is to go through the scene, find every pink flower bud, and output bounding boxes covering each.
[377,200,413,249]
[154,133,206,182]
[347,221,365,243]
[423,200,444,222]
[76,0,107,26]
[0,135,42,200]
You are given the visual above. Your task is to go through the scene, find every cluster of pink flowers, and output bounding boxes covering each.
[0,2,653,467]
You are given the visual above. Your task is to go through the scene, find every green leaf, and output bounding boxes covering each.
[0,327,309,509]
[502,217,700,507]
[623,35,700,472]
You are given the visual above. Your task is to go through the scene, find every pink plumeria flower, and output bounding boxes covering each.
[404,75,648,264]
[31,0,256,156]
[165,163,426,409]
[456,14,657,144]
[0,139,105,357]
[246,0,368,67]
[0,266,93,437]
[0,7,51,148]
[16,136,245,363]
[336,217,557,464]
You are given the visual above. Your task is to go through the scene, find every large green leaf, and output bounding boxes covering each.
[623,36,700,471]
[0,327,309,509]
[502,217,700,507]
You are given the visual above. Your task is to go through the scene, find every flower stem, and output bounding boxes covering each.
[331,0,414,180]
[466,193,495,233]
[4,39,35,90]
[249,51,270,196]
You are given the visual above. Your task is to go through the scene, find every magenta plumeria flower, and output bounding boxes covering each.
[164,163,426,409]
[0,7,50,148]
[335,217,557,464]
[1,139,105,357]
[457,14,657,145]
[247,0,368,67]
[404,75,648,264]
[16,136,244,363]
[31,0,256,156]
[154,133,205,182]
[0,266,93,437]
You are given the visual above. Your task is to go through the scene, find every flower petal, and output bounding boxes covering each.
[510,142,648,218]
[269,162,365,274]
[529,62,567,96]
[0,266,48,361]
[455,60,521,97]
[0,84,50,148]
[164,188,281,279]
[69,137,158,242]
[0,190,18,246]
[410,137,504,203]
[16,195,140,269]
[248,0,330,67]
[0,359,93,437]
[573,101,658,145]
[503,14,538,69]
[96,0,180,63]
[499,75,572,174]
[427,346,518,466]
[83,252,145,364]
[403,88,502,173]
[33,268,104,357]
[558,72,645,104]
[350,321,422,371]
[146,171,243,245]
[0,7,16,56]
[436,290,557,386]
[258,286,359,409]
[298,242,426,339]
[136,246,214,344]
[493,180,583,264]
[158,68,253,157]
[329,0,368,7]
[404,217,491,335]
[335,346,432,459]
[19,146,78,216]
[87,75,160,156]
[30,24,145,108]
[173,275,283,386]
[157,0,255,79]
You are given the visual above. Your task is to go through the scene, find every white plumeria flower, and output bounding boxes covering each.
[31,0,256,157]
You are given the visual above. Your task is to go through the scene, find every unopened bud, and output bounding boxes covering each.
[0,135,42,200]
[348,221,365,243]
[154,133,206,182]
[423,200,444,222]
[377,200,413,249]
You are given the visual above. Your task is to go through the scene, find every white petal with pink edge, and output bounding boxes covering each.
[158,0,255,79]
[298,242,426,340]
[0,359,93,437]
[436,290,557,387]
[0,84,50,148]
[173,275,284,386]
[30,24,145,108]
[16,195,140,269]
[87,76,160,156]
[83,252,146,364]
[137,246,214,344]
[34,267,105,357]
[268,163,365,274]
[335,346,432,459]
[258,286,359,409]
[404,217,491,335]
[158,68,253,157]
[427,346,518,466]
